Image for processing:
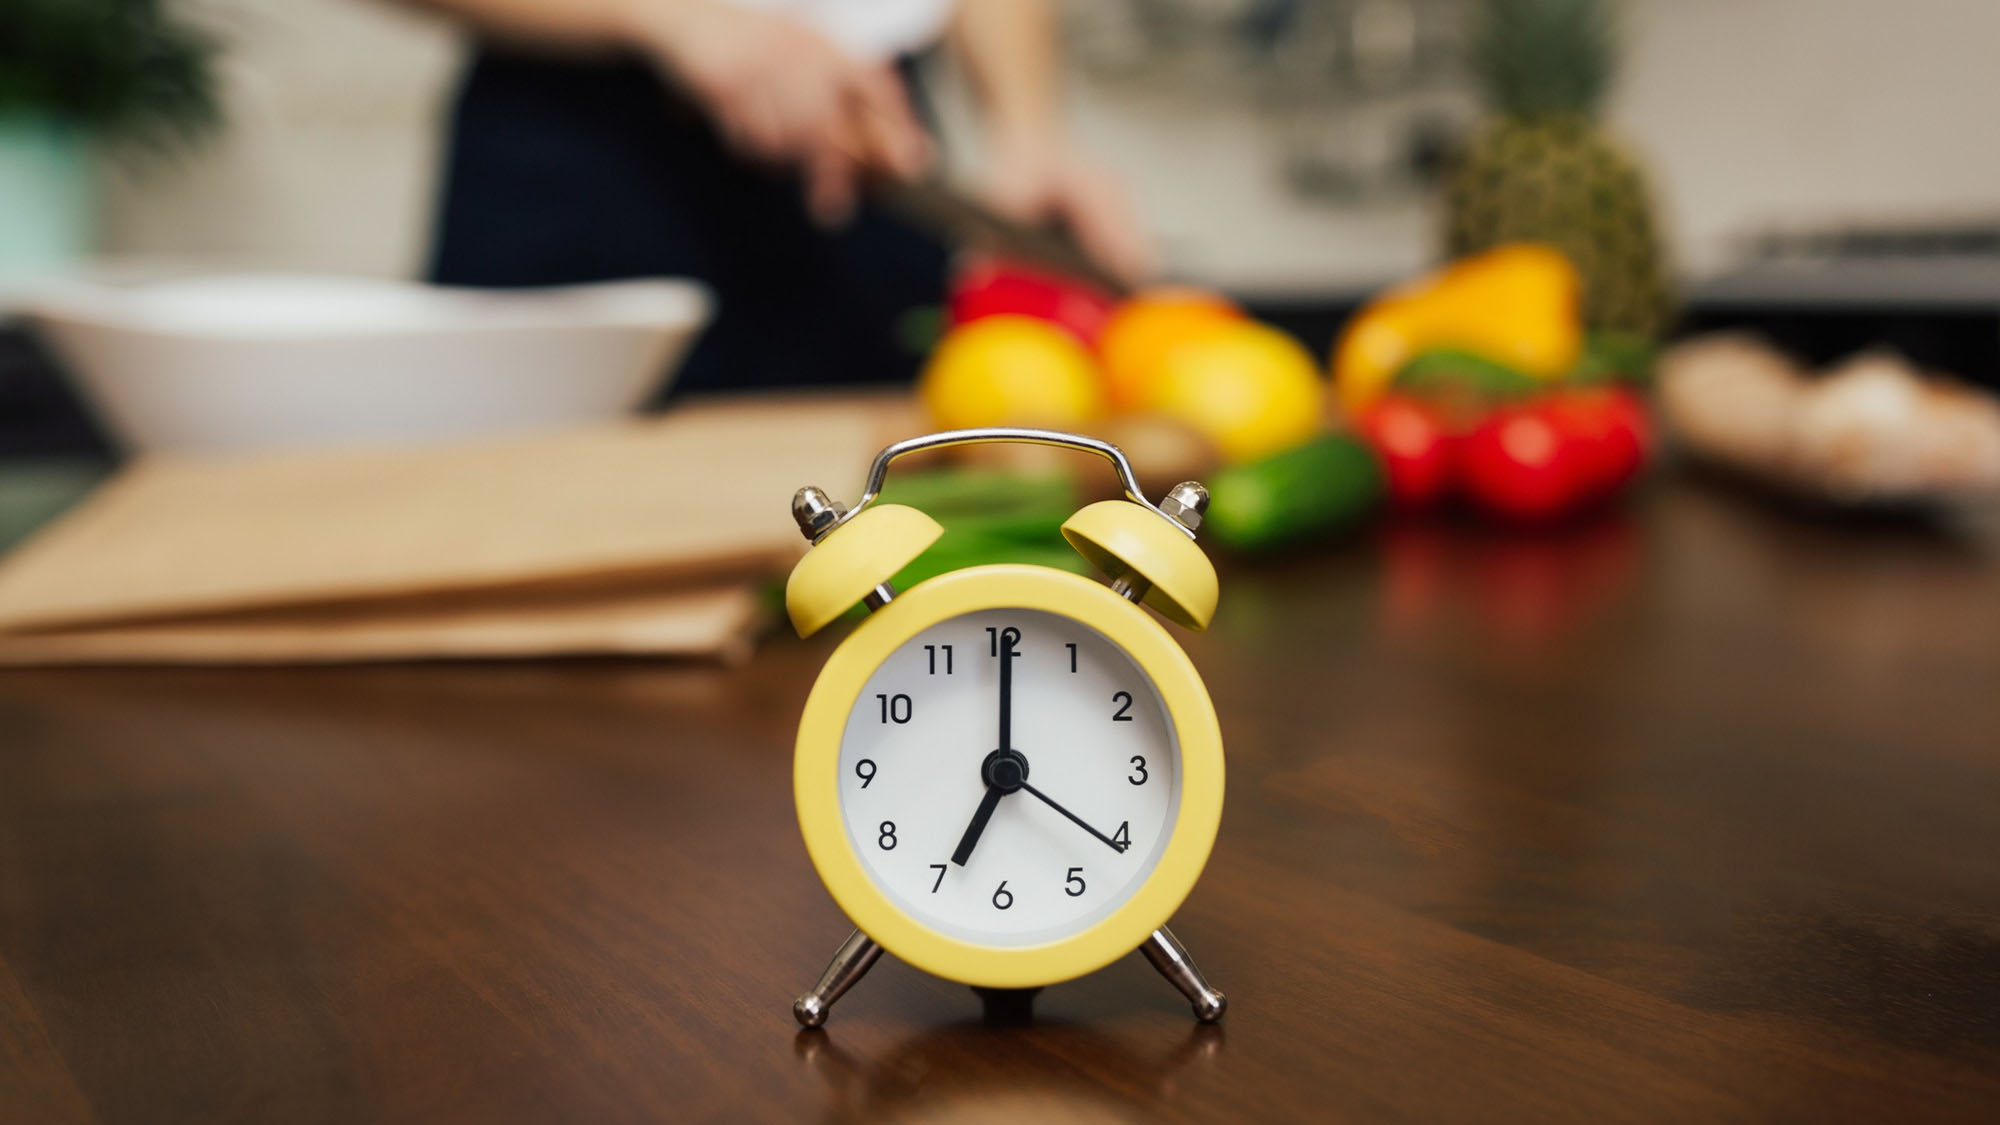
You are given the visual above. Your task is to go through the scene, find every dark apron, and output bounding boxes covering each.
[429,47,947,400]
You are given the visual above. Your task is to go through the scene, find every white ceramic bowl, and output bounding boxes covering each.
[24,273,711,453]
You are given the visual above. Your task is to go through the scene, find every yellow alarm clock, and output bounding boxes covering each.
[785,428,1228,1027]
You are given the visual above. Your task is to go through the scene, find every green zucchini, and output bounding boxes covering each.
[1205,435,1384,551]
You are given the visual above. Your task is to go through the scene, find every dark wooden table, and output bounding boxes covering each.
[4,479,1999,1123]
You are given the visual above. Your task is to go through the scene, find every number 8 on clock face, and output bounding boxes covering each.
[841,608,1178,946]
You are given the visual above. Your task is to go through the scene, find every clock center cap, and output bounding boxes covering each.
[980,748,1030,794]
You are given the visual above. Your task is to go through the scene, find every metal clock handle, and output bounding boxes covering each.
[812,427,1198,543]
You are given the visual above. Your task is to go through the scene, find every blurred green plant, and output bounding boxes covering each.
[0,0,221,151]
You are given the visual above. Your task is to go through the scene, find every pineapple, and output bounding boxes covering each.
[1444,0,1673,338]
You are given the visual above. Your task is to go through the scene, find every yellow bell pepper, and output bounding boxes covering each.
[1332,244,1584,414]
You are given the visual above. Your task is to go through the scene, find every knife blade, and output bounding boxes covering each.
[869,176,1134,297]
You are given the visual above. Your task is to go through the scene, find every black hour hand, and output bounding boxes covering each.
[950,783,1004,866]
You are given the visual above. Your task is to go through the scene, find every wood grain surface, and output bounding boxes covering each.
[3,479,1998,1123]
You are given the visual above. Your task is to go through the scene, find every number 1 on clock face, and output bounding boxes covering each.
[837,608,1181,947]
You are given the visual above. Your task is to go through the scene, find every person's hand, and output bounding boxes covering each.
[631,0,931,225]
[981,132,1156,285]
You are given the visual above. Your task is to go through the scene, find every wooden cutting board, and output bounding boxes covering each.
[0,391,923,661]
[0,584,767,666]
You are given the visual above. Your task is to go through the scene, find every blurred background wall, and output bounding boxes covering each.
[103,0,2000,288]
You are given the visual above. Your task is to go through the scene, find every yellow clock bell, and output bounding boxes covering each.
[785,428,1228,1027]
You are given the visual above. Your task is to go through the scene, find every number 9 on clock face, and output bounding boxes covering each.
[838,608,1179,946]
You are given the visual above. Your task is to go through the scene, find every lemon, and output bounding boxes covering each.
[920,315,1105,430]
[1145,321,1323,462]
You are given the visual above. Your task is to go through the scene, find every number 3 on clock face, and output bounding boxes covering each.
[794,565,1225,990]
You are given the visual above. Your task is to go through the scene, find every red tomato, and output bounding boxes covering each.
[1356,395,1455,508]
[1542,387,1651,500]
[1461,403,1585,521]
[948,257,1117,348]
[1604,387,1654,468]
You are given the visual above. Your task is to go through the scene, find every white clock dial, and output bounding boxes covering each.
[836,608,1180,947]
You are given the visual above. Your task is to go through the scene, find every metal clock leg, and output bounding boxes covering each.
[793,929,883,1028]
[1141,927,1227,1022]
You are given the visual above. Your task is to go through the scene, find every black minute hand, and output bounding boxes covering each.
[1018,780,1128,855]
[995,626,1020,752]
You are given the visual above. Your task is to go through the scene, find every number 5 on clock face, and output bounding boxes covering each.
[836,607,1180,947]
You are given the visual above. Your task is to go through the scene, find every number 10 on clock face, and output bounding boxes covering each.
[837,608,1180,947]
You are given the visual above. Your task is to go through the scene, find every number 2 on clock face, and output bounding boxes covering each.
[836,608,1181,947]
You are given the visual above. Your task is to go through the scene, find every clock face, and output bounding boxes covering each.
[837,607,1181,947]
